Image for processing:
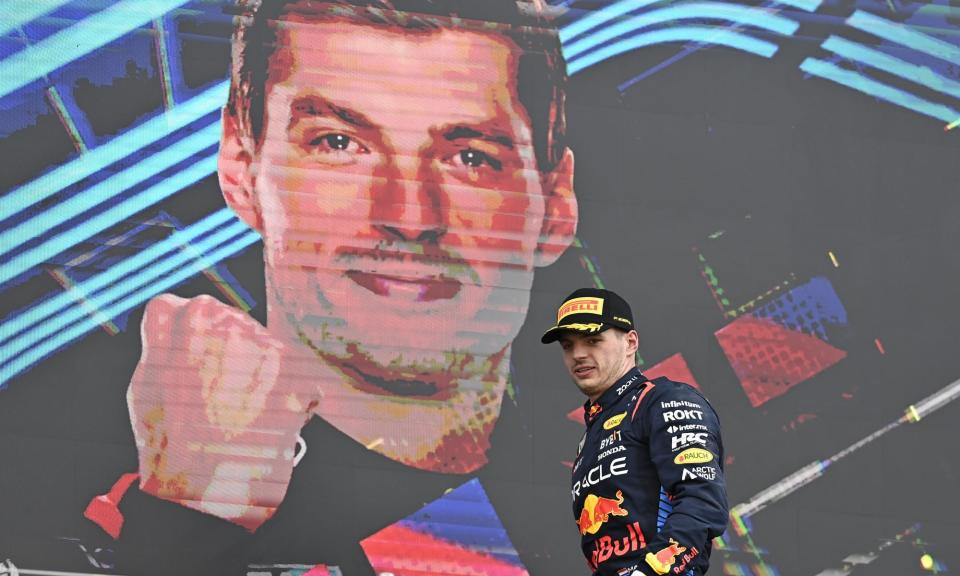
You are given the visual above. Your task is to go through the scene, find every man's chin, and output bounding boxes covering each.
[375,419,495,475]
[299,331,512,400]
[291,327,510,473]
[575,379,604,399]
[329,352,458,402]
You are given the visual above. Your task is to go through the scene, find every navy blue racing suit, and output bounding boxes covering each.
[570,368,728,575]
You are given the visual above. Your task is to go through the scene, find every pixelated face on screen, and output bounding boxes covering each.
[218,5,576,471]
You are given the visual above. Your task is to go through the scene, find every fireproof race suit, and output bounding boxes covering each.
[571,368,727,576]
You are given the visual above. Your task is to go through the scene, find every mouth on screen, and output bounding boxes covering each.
[345,270,462,301]
[332,353,457,401]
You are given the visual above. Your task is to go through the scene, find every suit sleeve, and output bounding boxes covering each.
[640,384,728,575]
[113,486,253,575]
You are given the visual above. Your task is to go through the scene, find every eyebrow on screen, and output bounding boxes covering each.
[290,95,516,150]
[289,95,376,130]
[443,126,514,149]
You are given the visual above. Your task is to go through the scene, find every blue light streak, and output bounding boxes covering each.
[0,0,76,38]
[0,208,237,346]
[800,57,960,123]
[0,0,193,100]
[568,27,779,76]
[0,123,221,260]
[1,81,228,224]
[0,154,218,286]
[564,2,799,62]
[847,10,960,65]
[0,230,261,388]
[822,36,960,100]
[0,82,229,221]
[0,219,254,368]
[560,0,663,45]
[771,0,821,11]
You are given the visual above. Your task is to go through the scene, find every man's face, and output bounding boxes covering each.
[220,18,575,471]
[559,329,636,401]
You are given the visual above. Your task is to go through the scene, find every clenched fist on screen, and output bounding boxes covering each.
[127,294,318,530]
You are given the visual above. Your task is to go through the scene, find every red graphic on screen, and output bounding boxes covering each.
[715,316,847,407]
[361,525,528,576]
[644,353,699,390]
[361,479,528,575]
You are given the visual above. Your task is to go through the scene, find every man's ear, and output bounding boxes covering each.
[626,329,640,355]
[218,107,263,232]
[535,147,578,267]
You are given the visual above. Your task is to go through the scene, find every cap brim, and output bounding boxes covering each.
[540,323,608,344]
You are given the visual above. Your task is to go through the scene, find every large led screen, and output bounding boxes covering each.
[1,1,959,574]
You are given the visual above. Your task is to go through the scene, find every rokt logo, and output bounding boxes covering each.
[662,409,704,422]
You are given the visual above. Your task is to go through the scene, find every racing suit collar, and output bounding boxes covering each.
[583,367,646,424]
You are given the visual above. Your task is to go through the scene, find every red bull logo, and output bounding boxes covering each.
[671,546,700,574]
[588,403,603,419]
[644,538,687,575]
[577,490,628,535]
[588,521,647,569]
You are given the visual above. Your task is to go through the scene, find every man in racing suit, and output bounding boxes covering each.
[542,288,728,575]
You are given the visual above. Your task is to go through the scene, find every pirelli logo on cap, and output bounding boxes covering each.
[558,297,604,321]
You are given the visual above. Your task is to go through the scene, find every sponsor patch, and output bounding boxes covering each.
[674,448,713,465]
[616,374,640,396]
[681,466,717,481]
[558,297,604,321]
[604,412,627,430]
[599,430,622,449]
[577,490,628,535]
[666,423,708,434]
[672,546,700,574]
[670,432,708,451]
[660,400,701,409]
[645,538,687,575]
[572,456,628,499]
[589,522,647,569]
[662,409,704,422]
[597,444,626,461]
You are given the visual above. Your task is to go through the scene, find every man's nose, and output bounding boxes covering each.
[371,157,446,243]
[570,341,588,360]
